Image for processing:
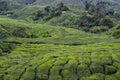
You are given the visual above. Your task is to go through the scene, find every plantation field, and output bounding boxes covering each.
[0,42,120,80]
[0,17,120,80]
[1,0,120,79]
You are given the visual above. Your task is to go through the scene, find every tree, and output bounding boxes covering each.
[100,18,114,28]
[87,5,95,15]
[95,2,106,18]
[106,9,114,16]
[57,2,64,9]
[33,10,44,20]
[44,6,50,12]
[0,0,8,12]
[56,2,69,11]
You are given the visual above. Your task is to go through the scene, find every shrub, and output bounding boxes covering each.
[12,26,27,37]
[100,18,114,28]
[112,24,120,38]
[21,67,35,80]
[33,2,69,21]
[0,26,9,39]
[49,66,62,80]
[77,63,91,78]
[40,31,52,37]
[0,0,9,14]
[90,63,104,73]
[0,43,14,53]
[105,65,117,75]
[0,48,2,56]
[81,73,105,80]
[33,10,44,20]
[12,27,38,38]
[90,26,109,33]
[62,60,78,80]
[112,29,120,39]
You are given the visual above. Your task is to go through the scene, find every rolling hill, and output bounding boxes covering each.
[0,17,120,80]
[8,0,115,5]
[0,0,120,80]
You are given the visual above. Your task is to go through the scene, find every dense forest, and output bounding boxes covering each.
[0,0,120,80]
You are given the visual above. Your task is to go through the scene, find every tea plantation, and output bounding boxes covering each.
[0,43,120,80]
[0,17,120,80]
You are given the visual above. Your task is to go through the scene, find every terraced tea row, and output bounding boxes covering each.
[0,42,120,80]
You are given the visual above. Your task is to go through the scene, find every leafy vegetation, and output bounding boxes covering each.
[112,23,120,38]
[5,0,119,34]
[33,2,69,21]
[0,0,120,80]
[0,42,120,80]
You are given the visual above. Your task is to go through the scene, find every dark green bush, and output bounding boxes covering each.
[90,63,104,73]
[33,10,44,20]
[0,0,9,14]
[0,48,2,56]
[77,63,91,78]
[90,26,109,33]
[112,24,120,38]
[100,18,114,28]
[105,65,117,75]
[0,26,9,39]
[0,43,15,53]
[40,31,52,37]
[21,67,35,80]
[12,26,27,37]
[12,27,38,38]
[33,2,69,21]
[112,29,120,38]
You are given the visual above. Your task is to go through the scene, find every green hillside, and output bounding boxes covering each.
[9,0,115,5]
[0,16,120,80]
[0,0,120,80]
[3,0,119,31]
[1,43,120,80]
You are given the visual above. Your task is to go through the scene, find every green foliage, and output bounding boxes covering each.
[105,65,117,75]
[5,0,120,34]
[0,42,119,80]
[77,1,116,33]
[0,0,9,14]
[112,24,120,38]
[40,31,52,37]
[21,67,35,80]
[12,26,28,37]
[0,43,15,53]
[100,18,114,28]
[0,48,2,56]
[112,29,120,38]
[33,2,69,21]
[0,17,120,80]
[77,63,91,78]
[90,26,109,33]
[12,26,38,38]
[0,26,9,39]
[81,73,105,80]
[90,63,104,73]
[48,13,80,27]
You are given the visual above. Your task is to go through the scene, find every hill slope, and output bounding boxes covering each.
[0,0,120,80]
[0,17,120,80]
[9,0,115,5]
